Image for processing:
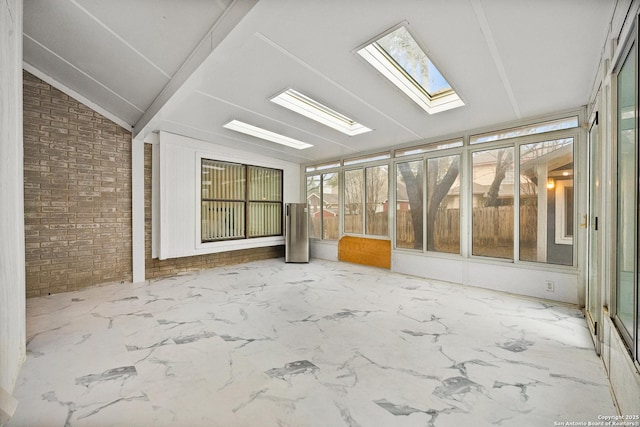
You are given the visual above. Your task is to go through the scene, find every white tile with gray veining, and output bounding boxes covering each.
[7,259,616,427]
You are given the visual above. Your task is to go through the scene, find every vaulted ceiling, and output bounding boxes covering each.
[23,0,615,164]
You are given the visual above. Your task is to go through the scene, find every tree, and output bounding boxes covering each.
[484,148,513,207]
[398,157,460,251]
[426,157,459,251]
[398,162,423,249]
[365,166,388,235]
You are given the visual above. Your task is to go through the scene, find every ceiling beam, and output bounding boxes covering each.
[132,0,258,140]
[470,0,521,118]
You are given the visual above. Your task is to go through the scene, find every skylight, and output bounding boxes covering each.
[223,120,312,150]
[357,25,464,114]
[271,89,371,136]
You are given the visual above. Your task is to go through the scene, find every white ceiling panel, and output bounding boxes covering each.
[23,0,244,126]
[24,0,616,163]
[479,0,615,118]
[24,0,170,114]
[23,35,144,125]
[73,0,230,77]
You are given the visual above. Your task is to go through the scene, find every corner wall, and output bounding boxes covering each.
[22,71,133,296]
[0,0,25,408]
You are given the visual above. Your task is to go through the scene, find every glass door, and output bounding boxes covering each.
[586,109,601,350]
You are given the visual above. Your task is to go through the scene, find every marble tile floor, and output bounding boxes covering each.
[8,259,617,427]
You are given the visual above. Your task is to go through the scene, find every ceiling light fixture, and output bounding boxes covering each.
[271,89,371,136]
[223,120,313,150]
[357,25,464,114]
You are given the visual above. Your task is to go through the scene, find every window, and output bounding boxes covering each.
[519,139,574,265]
[470,116,579,145]
[615,44,636,340]
[472,147,515,259]
[201,159,282,242]
[344,169,363,233]
[366,165,389,235]
[201,160,245,241]
[344,152,391,166]
[307,175,322,239]
[343,165,389,236]
[322,173,340,239]
[395,139,463,157]
[427,155,460,254]
[306,172,340,240]
[396,160,423,250]
[247,166,282,237]
[304,115,579,267]
[395,155,461,253]
[306,161,341,173]
[357,25,464,114]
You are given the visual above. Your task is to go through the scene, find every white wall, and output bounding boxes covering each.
[155,131,300,260]
[393,251,579,304]
[310,242,579,304]
[602,312,640,414]
[0,0,25,415]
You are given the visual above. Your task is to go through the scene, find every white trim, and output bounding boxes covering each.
[131,138,145,282]
[156,131,297,259]
[22,62,133,131]
[151,141,160,259]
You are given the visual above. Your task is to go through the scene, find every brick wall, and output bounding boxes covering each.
[143,143,284,279]
[22,70,284,296]
[23,71,132,297]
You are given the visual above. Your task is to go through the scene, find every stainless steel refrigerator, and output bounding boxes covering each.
[285,203,309,263]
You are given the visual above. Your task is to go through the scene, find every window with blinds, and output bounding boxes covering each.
[201,159,282,242]
[248,166,282,237]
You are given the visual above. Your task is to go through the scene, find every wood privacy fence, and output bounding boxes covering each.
[310,205,538,245]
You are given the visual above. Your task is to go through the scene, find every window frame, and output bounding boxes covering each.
[341,158,391,238]
[200,158,283,243]
[611,33,639,357]
[306,171,341,241]
[303,113,581,273]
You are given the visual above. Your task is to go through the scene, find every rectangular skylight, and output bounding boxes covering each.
[271,89,371,136]
[357,25,464,114]
[223,120,312,150]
